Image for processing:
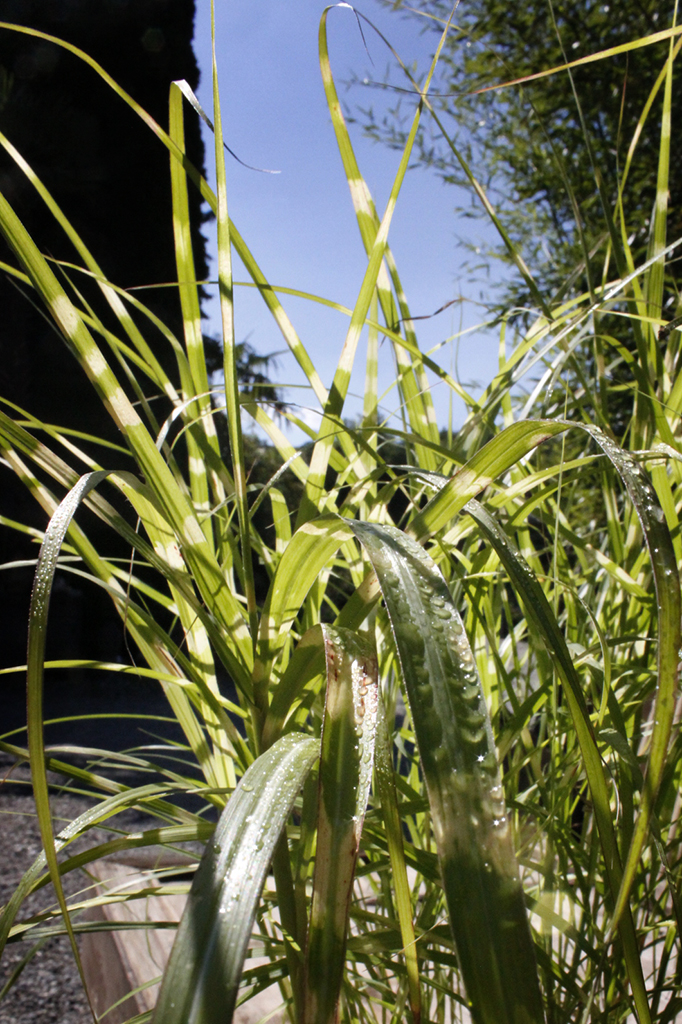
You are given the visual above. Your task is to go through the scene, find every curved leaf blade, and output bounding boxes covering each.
[27,470,111,1018]
[579,427,681,936]
[152,733,319,1024]
[262,626,326,750]
[254,515,353,705]
[409,419,569,541]
[409,416,679,938]
[318,5,439,463]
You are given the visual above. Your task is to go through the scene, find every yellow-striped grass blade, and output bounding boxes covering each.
[411,419,680,952]
[302,626,379,1024]
[0,803,212,955]
[210,0,258,651]
[0,189,254,686]
[152,733,319,1024]
[297,4,454,526]
[168,80,224,553]
[0,409,252,725]
[262,626,327,751]
[318,5,439,466]
[0,20,329,412]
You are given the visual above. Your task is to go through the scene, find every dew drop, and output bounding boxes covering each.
[477,752,497,774]
[417,683,434,708]
[432,746,449,767]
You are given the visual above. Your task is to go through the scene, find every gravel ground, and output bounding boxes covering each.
[0,755,164,1024]
[0,769,92,1024]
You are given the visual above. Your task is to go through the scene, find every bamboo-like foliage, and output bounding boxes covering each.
[0,6,681,1024]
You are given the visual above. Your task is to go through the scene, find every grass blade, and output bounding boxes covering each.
[350,520,544,1024]
[254,515,353,712]
[168,80,225,552]
[579,431,682,941]
[0,190,254,680]
[262,626,326,751]
[26,470,112,1021]
[373,700,422,1023]
[318,7,439,464]
[210,2,258,659]
[464,498,651,1023]
[410,420,571,541]
[152,733,319,1024]
[299,5,453,523]
[303,626,379,1024]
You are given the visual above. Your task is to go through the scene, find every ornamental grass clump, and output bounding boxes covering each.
[0,4,681,1023]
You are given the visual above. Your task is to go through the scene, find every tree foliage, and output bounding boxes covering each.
[360,0,681,311]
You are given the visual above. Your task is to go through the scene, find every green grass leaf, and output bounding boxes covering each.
[303,626,379,1024]
[25,471,114,1020]
[464,498,651,1023]
[152,733,319,1024]
[350,520,545,1024]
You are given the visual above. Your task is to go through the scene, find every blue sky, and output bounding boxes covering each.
[190,1,503,441]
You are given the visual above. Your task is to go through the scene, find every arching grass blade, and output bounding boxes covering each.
[26,470,113,1020]
[578,428,681,941]
[152,733,319,1024]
